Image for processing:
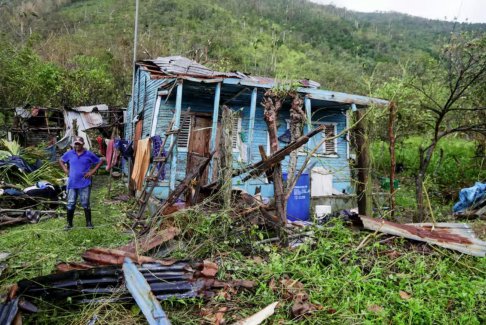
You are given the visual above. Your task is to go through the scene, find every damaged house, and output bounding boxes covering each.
[125,56,388,219]
[12,105,124,150]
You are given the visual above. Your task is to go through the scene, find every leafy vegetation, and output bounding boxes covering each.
[371,137,486,216]
[0,177,132,288]
[1,178,485,324]
[0,1,485,323]
[1,0,485,109]
[0,140,65,186]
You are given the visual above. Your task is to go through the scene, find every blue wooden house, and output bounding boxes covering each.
[125,56,388,214]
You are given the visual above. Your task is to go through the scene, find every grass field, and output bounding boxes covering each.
[1,176,485,324]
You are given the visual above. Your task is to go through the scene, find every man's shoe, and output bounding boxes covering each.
[84,208,94,229]
[65,209,75,230]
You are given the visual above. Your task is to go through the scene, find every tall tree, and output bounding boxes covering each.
[262,88,286,228]
[409,33,486,221]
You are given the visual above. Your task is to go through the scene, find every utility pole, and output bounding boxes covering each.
[130,0,139,119]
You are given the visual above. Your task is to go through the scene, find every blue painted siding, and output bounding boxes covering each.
[126,72,353,199]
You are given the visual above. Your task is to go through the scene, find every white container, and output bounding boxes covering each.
[311,167,333,197]
[315,205,332,218]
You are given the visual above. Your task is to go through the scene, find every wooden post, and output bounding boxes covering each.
[388,102,397,219]
[219,106,234,209]
[304,96,312,150]
[169,81,183,191]
[354,109,372,216]
[247,88,257,162]
[208,82,221,182]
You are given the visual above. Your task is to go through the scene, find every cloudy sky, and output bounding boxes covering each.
[311,0,486,23]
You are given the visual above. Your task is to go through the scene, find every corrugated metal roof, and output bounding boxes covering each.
[138,56,389,107]
[71,104,109,113]
[139,56,242,79]
[138,56,315,87]
[360,216,486,257]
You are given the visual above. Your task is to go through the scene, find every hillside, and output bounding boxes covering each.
[1,0,485,108]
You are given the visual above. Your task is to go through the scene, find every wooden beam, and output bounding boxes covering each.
[169,81,183,190]
[208,82,221,182]
[354,110,372,216]
[239,125,325,182]
[304,96,313,151]
[258,145,274,182]
[247,88,257,162]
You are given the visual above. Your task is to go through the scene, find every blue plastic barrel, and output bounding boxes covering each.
[283,173,310,221]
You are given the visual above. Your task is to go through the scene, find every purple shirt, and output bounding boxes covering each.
[61,149,101,189]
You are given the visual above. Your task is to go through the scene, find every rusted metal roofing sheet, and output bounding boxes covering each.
[82,247,169,265]
[18,260,250,304]
[138,56,389,107]
[360,216,486,257]
[139,56,242,79]
[123,258,171,325]
[118,227,180,254]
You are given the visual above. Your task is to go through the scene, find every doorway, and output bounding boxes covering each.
[186,115,212,183]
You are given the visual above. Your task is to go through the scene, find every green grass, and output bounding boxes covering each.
[370,136,485,219]
[0,176,133,290]
[371,136,485,192]
[156,217,486,324]
[1,177,485,324]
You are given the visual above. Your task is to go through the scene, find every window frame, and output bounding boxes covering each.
[311,122,338,157]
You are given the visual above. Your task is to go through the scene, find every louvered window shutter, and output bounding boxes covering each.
[177,115,191,149]
[324,124,336,154]
[232,118,240,150]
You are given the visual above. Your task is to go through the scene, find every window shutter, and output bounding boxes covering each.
[232,118,240,150]
[177,115,191,149]
[324,124,335,154]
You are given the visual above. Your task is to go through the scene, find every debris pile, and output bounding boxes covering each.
[0,140,66,228]
[1,233,255,324]
[453,182,486,219]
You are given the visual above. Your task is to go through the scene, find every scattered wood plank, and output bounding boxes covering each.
[232,302,279,325]
[152,152,214,219]
[123,257,171,325]
[82,247,177,266]
[118,227,180,254]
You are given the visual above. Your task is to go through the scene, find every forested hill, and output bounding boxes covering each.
[1,0,485,108]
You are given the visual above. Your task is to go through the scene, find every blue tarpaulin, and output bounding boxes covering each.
[453,182,486,213]
[0,156,41,173]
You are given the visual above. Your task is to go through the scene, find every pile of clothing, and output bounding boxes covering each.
[0,181,65,207]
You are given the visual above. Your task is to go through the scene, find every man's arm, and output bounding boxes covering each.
[59,158,69,175]
[84,157,106,178]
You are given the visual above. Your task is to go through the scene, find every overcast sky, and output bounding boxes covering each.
[311,0,486,23]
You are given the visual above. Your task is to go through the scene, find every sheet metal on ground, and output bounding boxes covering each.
[18,261,208,303]
[123,258,171,325]
[360,216,486,257]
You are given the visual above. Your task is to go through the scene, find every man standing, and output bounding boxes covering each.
[59,136,105,230]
